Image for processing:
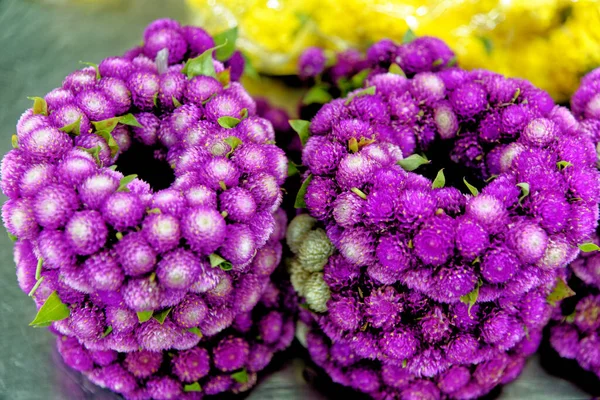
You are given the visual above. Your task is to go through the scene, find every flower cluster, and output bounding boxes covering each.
[288,37,600,399]
[2,18,290,397]
[56,272,297,399]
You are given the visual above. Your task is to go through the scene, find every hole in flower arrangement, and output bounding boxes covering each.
[116,141,175,191]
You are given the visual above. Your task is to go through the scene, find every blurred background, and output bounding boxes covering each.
[0,0,598,399]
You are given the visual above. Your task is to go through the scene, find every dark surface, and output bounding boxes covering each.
[0,0,592,398]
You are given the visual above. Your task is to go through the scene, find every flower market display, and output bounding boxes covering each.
[1,18,293,398]
[186,0,600,102]
[546,68,600,388]
[287,36,600,399]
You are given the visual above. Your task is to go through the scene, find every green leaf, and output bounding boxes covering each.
[397,154,430,171]
[117,174,138,192]
[153,308,172,324]
[153,92,159,107]
[29,291,70,327]
[181,42,227,79]
[241,52,259,80]
[288,162,299,177]
[222,137,243,158]
[302,85,332,105]
[460,281,482,316]
[59,116,82,136]
[209,253,228,268]
[388,63,406,77]
[402,29,417,44]
[348,137,359,153]
[216,68,231,87]
[432,58,444,67]
[78,146,102,165]
[94,130,119,158]
[402,359,408,368]
[28,97,48,116]
[147,208,161,214]
[289,119,310,147]
[231,368,249,384]
[219,181,227,191]
[578,242,600,252]
[547,277,576,306]
[102,326,113,338]
[35,258,43,280]
[11,134,18,149]
[172,96,182,108]
[116,232,124,240]
[351,187,367,200]
[108,165,118,171]
[511,88,521,103]
[28,276,44,297]
[345,86,376,105]
[432,169,445,189]
[463,177,479,196]
[351,69,371,87]
[557,160,572,170]
[565,310,576,323]
[485,174,498,183]
[137,310,153,323]
[79,61,101,80]
[92,117,120,133]
[213,27,238,61]
[184,382,202,392]
[220,262,233,271]
[187,327,203,337]
[295,174,313,208]
[7,232,17,242]
[119,113,143,128]
[479,36,494,55]
[516,182,530,205]
[447,56,458,67]
[240,108,248,119]
[218,116,241,129]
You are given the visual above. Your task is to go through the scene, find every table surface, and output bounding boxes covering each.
[0,0,593,398]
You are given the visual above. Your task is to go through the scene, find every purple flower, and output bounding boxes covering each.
[299,47,327,78]
[172,347,210,382]
[213,336,250,372]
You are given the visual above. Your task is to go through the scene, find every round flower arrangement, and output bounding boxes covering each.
[547,67,600,386]
[55,272,297,399]
[287,37,600,399]
[2,17,290,390]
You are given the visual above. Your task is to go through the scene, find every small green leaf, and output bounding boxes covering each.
[108,165,118,171]
[28,97,48,116]
[557,160,572,170]
[94,130,119,158]
[463,177,479,196]
[78,145,102,165]
[240,108,249,119]
[221,211,229,218]
[547,277,575,306]
[345,86,376,105]
[184,382,202,392]
[187,327,203,337]
[460,281,481,317]
[397,154,430,171]
[153,92,159,107]
[565,311,576,323]
[219,181,227,191]
[241,52,259,79]
[348,137,359,153]
[59,116,82,136]
[578,242,600,252]
[181,42,227,79]
[447,56,458,67]
[172,96,182,108]
[432,58,444,67]
[11,134,18,149]
[288,162,299,177]
[231,368,249,384]
[147,208,161,214]
[351,69,371,88]
[517,182,530,205]
[35,258,43,280]
[209,253,227,268]
[79,61,101,80]
[479,36,494,55]
[432,169,445,189]
[153,308,172,324]
[302,85,332,106]
[28,276,45,297]
[220,262,233,271]
[116,232,123,240]
[119,113,143,128]
[213,27,238,61]
[137,310,153,323]
[102,326,113,338]
[351,187,367,200]
[295,174,313,208]
[402,359,408,368]
[29,291,70,327]
[117,174,137,192]
[485,174,498,183]
[222,136,243,158]
[402,29,417,44]
[289,119,310,147]
[216,68,231,87]
[92,117,120,133]
[218,116,241,129]
[7,232,17,242]
[511,88,521,103]
[388,63,406,77]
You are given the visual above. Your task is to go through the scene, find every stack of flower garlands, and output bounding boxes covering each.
[1,19,296,399]
[287,37,600,398]
[546,68,600,386]
[186,0,600,102]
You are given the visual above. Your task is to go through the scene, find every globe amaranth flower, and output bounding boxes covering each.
[291,36,599,399]
[3,19,294,398]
